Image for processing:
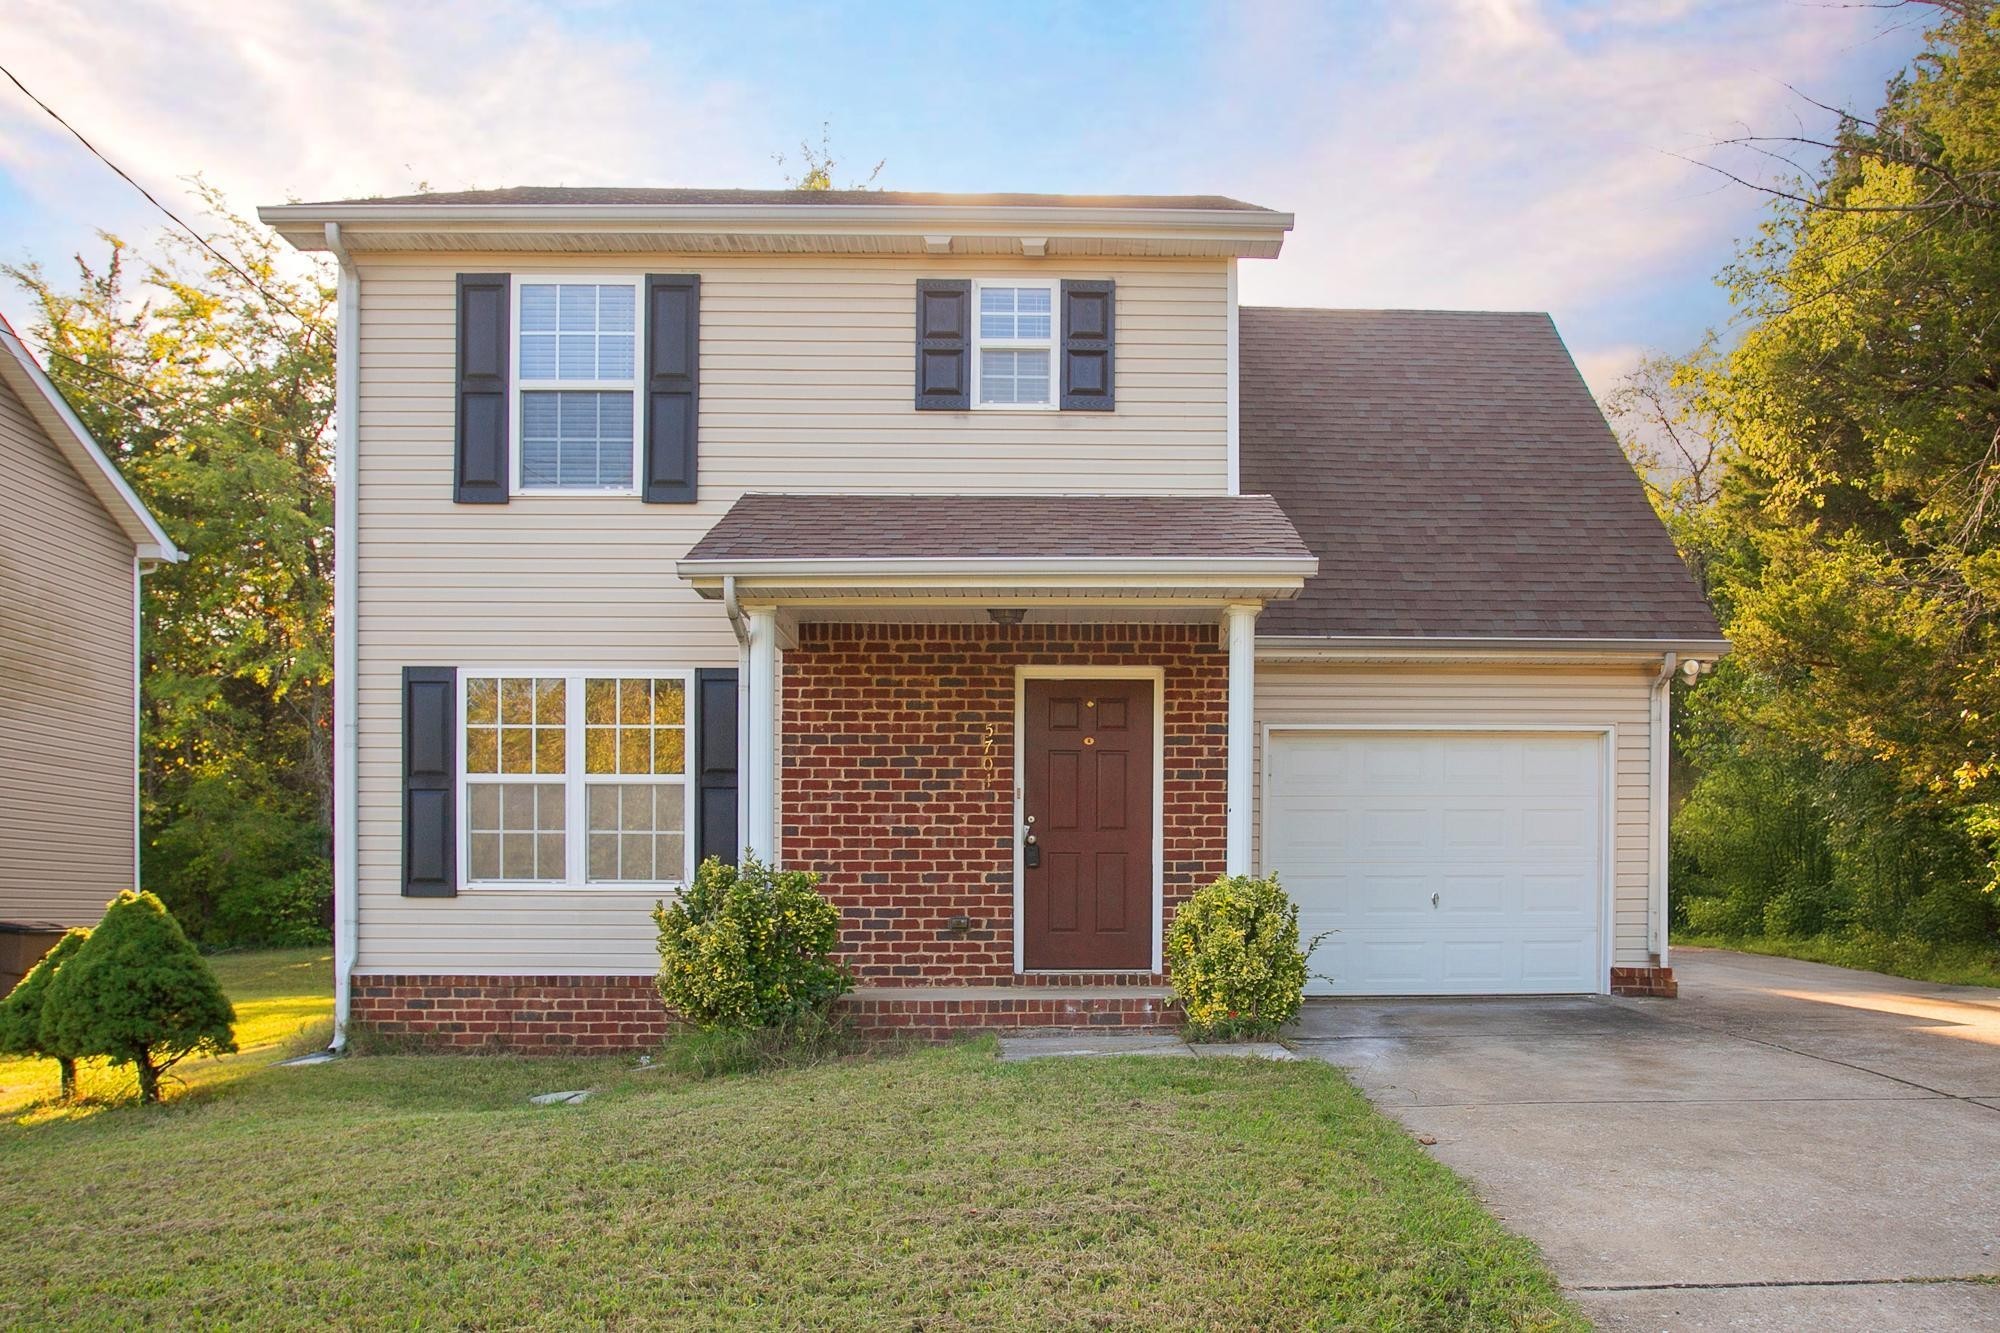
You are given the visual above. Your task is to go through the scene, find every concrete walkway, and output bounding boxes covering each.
[995,1032,1296,1061]
[1293,948,2000,1331]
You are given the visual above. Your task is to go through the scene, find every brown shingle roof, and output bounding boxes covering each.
[304,187,1277,212]
[681,493,1314,564]
[1239,307,1721,640]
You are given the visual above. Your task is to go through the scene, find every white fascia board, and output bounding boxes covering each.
[0,319,182,562]
[258,201,1294,234]
[679,555,1320,582]
[1254,633,1732,662]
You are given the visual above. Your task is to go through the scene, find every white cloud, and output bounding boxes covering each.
[0,0,765,255]
[1226,0,1904,321]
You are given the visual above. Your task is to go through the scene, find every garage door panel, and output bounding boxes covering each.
[1267,731,1604,996]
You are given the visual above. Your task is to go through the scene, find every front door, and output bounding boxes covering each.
[1021,678,1154,970]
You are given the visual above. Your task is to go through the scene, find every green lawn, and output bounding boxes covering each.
[0,953,1580,1330]
[1676,932,2000,989]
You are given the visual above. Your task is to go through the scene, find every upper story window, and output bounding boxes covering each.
[514,280,639,492]
[974,280,1056,409]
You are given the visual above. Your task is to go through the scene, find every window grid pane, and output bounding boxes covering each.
[979,348,1051,406]
[464,676,565,775]
[520,390,634,489]
[519,283,636,384]
[978,286,1052,341]
[586,783,686,882]
[467,780,566,881]
[584,677,686,776]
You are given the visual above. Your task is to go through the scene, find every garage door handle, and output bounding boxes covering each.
[1431,892,1439,909]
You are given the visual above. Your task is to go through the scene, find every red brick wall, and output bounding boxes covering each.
[781,623,1229,986]
[350,975,672,1052]
[1609,965,1678,998]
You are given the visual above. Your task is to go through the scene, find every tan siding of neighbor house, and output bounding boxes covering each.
[1253,662,1658,968]
[0,375,137,926]
[350,253,1231,974]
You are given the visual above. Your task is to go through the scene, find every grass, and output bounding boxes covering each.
[1675,930,2000,989]
[0,948,333,1117]
[0,953,1581,1330]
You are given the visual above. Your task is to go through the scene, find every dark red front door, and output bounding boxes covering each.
[1022,678,1154,970]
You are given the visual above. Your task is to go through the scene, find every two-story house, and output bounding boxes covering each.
[0,315,180,989]
[260,189,1723,1049]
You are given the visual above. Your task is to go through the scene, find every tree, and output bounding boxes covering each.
[0,929,91,1099]
[774,122,884,191]
[42,891,236,1103]
[5,184,335,940]
[1654,1,2000,947]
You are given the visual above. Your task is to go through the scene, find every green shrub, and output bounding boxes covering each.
[653,855,850,1031]
[0,929,91,1099]
[1901,880,1993,945]
[42,891,237,1103]
[211,862,332,948]
[1682,895,1744,937]
[1165,873,1309,1041]
[658,1010,851,1079]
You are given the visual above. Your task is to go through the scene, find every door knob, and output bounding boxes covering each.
[1431,892,1440,909]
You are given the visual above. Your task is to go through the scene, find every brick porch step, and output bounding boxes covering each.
[840,985,1181,1040]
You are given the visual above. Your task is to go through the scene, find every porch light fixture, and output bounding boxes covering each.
[987,608,1026,626]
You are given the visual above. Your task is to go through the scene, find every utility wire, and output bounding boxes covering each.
[0,62,330,345]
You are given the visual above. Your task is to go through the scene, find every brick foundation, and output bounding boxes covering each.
[782,622,1228,987]
[1609,965,1678,998]
[350,974,672,1052]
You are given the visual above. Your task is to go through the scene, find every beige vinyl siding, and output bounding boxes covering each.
[0,376,137,925]
[1253,663,1658,968]
[351,253,1230,973]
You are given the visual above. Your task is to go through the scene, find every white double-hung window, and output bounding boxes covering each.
[514,279,640,492]
[973,280,1056,408]
[459,670,692,888]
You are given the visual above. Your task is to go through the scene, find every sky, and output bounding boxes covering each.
[0,0,1936,398]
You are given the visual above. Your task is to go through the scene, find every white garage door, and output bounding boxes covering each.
[1265,731,1605,996]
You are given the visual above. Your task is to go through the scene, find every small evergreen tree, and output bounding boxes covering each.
[42,892,236,1103]
[0,929,91,1099]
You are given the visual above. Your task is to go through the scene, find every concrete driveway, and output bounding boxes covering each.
[1294,948,2000,1331]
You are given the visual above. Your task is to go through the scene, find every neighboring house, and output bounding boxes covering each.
[259,189,1723,1050]
[0,316,180,989]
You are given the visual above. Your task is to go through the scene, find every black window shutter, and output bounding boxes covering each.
[455,274,510,503]
[1060,279,1115,411]
[914,279,971,410]
[403,667,457,897]
[643,273,700,503]
[694,669,739,867]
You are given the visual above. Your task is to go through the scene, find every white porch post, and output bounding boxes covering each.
[1225,602,1259,875]
[743,605,779,862]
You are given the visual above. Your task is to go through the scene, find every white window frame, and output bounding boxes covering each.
[456,667,695,892]
[971,278,1059,412]
[509,275,645,496]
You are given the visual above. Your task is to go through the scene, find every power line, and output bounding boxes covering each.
[0,62,330,346]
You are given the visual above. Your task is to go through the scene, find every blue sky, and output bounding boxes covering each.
[0,0,1932,395]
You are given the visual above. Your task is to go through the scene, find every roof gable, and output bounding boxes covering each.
[1238,307,1720,643]
[0,317,179,563]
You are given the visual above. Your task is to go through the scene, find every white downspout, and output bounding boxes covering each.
[1225,258,1240,497]
[326,223,360,1051]
[1649,652,1677,967]
[723,576,751,863]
